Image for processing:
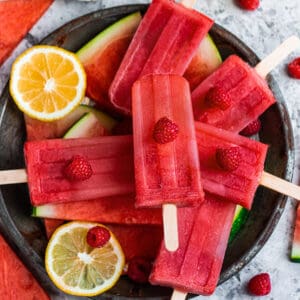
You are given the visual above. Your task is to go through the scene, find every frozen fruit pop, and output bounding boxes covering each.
[109,0,213,114]
[195,122,300,210]
[150,193,236,296]
[195,122,267,209]
[0,135,134,206]
[132,74,204,251]
[192,36,300,133]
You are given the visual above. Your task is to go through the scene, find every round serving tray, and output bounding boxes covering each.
[0,4,294,299]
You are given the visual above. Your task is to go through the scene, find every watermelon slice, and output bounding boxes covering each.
[25,104,117,141]
[229,205,249,243]
[106,225,162,261]
[0,0,53,65]
[291,203,300,262]
[43,219,64,240]
[63,112,108,138]
[184,34,222,90]
[77,12,142,112]
[0,235,49,299]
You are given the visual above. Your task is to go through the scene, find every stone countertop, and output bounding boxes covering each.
[0,1,300,299]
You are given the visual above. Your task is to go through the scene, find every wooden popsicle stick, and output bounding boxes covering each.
[163,204,179,251]
[180,0,197,8]
[0,169,27,184]
[255,36,300,78]
[260,171,300,200]
[171,289,187,300]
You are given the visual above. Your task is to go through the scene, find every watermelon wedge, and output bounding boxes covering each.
[0,235,49,299]
[0,0,53,65]
[33,194,162,225]
[291,203,300,262]
[229,205,249,243]
[184,34,222,90]
[43,219,64,240]
[77,12,142,112]
[25,104,117,141]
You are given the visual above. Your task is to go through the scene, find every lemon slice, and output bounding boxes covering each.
[45,221,125,296]
[9,45,86,121]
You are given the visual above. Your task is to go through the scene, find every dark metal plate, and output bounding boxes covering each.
[0,4,294,299]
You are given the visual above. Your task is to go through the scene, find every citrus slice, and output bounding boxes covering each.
[9,45,86,121]
[45,221,125,296]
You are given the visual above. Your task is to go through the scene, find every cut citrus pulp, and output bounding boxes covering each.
[45,221,124,296]
[10,45,86,121]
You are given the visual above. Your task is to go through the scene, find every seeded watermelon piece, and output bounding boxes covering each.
[77,12,142,112]
[184,34,222,90]
[291,203,300,262]
[0,235,49,299]
[0,0,53,65]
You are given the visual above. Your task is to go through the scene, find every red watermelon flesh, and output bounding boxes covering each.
[0,0,53,65]
[0,234,49,299]
[106,225,163,261]
[43,219,64,239]
[84,37,133,112]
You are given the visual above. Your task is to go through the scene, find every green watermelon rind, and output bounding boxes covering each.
[74,104,117,131]
[64,112,97,138]
[77,12,142,63]
[197,34,222,67]
[229,205,249,243]
[290,241,300,262]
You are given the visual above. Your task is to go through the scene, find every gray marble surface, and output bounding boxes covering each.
[0,0,300,299]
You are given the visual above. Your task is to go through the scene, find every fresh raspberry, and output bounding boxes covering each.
[86,226,110,248]
[248,273,271,296]
[205,87,231,110]
[237,0,260,10]
[64,155,93,181]
[127,257,152,283]
[216,147,241,171]
[152,117,179,144]
[288,57,300,79]
[240,119,261,136]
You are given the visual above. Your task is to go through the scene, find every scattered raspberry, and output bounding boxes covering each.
[240,119,261,136]
[248,273,271,296]
[153,117,179,144]
[288,57,300,79]
[86,226,110,248]
[127,257,152,283]
[237,0,260,10]
[64,155,93,181]
[216,147,241,171]
[205,87,231,110]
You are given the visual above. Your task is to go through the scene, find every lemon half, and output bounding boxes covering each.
[10,45,86,121]
[45,221,124,296]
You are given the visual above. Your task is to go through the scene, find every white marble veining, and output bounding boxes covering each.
[0,1,300,299]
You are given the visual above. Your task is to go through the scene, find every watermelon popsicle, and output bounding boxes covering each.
[150,193,236,296]
[192,36,300,133]
[195,122,300,210]
[132,74,204,251]
[109,0,213,114]
[0,135,134,206]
